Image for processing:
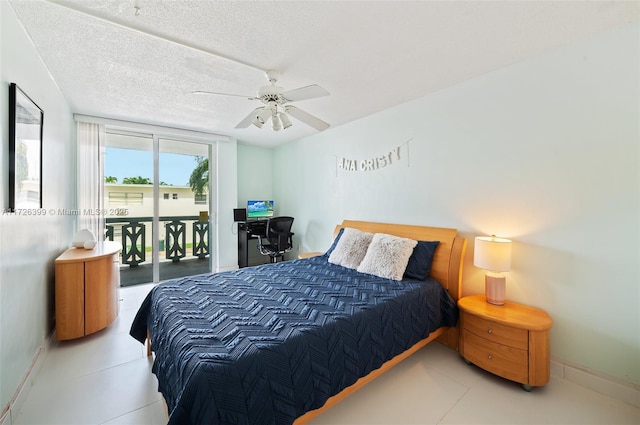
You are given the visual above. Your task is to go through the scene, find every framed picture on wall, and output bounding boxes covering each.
[9,83,44,212]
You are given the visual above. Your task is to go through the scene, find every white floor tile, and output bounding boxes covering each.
[13,356,161,425]
[100,401,166,425]
[440,371,640,425]
[308,353,468,425]
[36,326,145,383]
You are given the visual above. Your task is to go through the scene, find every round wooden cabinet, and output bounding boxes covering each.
[55,241,121,340]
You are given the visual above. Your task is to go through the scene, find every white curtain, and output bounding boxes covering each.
[76,122,105,240]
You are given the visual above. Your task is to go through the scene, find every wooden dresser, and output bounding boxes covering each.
[458,295,553,391]
[55,241,121,340]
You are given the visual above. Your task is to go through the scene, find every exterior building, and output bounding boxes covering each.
[104,183,209,264]
[105,183,207,218]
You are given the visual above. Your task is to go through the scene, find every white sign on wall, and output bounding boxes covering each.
[335,139,412,175]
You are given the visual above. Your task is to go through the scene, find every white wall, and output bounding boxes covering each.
[215,139,239,271]
[272,23,640,386]
[0,2,76,411]
[236,143,277,265]
[237,143,273,209]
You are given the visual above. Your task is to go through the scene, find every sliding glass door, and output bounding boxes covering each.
[104,132,214,286]
[158,139,211,282]
[104,132,154,286]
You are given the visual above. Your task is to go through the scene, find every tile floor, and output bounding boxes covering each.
[9,283,640,425]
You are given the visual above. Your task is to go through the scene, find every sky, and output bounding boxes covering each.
[105,147,201,186]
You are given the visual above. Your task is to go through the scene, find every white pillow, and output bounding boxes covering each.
[357,233,418,280]
[328,228,374,269]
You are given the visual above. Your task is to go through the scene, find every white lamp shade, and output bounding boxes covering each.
[279,112,292,129]
[474,236,512,272]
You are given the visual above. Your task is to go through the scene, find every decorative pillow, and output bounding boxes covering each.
[324,228,345,256]
[328,228,374,269]
[404,240,440,280]
[357,233,418,280]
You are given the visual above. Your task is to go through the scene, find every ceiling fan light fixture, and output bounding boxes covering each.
[272,113,282,131]
[251,117,263,129]
[208,71,330,132]
[252,108,272,128]
[279,112,292,129]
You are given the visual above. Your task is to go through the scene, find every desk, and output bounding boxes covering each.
[238,220,268,268]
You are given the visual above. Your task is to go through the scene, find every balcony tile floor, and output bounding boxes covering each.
[119,257,210,286]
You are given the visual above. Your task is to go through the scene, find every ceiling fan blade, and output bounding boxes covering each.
[282,84,330,102]
[193,90,254,100]
[285,106,330,131]
[235,108,263,128]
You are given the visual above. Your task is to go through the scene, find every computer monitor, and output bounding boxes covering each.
[233,208,247,222]
[247,200,274,219]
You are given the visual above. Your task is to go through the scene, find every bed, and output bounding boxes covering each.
[130,220,467,424]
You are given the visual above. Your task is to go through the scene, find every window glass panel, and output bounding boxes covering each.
[158,139,210,282]
[104,133,153,286]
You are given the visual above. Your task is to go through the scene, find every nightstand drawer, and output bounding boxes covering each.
[464,313,528,350]
[463,330,528,384]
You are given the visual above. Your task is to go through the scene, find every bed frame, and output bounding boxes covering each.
[147,220,467,423]
[293,220,467,424]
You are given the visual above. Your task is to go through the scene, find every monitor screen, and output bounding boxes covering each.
[247,200,274,219]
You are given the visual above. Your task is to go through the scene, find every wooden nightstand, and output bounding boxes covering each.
[298,251,323,259]
[458,295,552,391]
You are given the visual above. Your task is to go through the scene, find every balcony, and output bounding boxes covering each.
[105,215,210,286]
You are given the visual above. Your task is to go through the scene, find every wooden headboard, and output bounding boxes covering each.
[333,220,467,301]
[333,220,467,348]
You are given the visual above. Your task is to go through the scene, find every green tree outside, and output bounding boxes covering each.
[120,176,169,185]
[189,157,208,196]
[122,176,152,184]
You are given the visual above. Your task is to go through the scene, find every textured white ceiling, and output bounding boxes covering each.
[9,0,640,147]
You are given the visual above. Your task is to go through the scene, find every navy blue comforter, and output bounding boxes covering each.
[130,255,458,425]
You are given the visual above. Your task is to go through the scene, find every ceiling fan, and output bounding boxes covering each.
[194,70,330,132]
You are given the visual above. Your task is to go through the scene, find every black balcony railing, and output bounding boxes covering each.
[105,216,209,267]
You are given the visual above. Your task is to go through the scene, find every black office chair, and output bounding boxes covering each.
[257,216,294,263]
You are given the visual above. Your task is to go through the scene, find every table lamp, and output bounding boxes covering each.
[474,235,512,305]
